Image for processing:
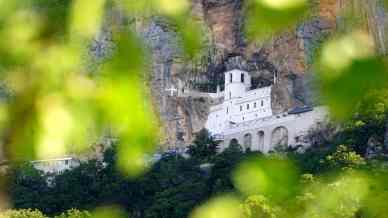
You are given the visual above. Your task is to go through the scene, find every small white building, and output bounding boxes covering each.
[31,157,80,175]
[206,69,327,152]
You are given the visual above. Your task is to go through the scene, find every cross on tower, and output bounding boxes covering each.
[165,85,177,97]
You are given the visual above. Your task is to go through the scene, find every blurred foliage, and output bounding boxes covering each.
[118,0,203,59]
[316,30,388,120]
[232,156,299,201]
[91,206,126,218]
[0,0,206,182]
[189,195,244,218]
[0,0,160,178]
[2,0,388,218]
[240,195,278,218]
[298,171,369,218]
[245,0,309,40]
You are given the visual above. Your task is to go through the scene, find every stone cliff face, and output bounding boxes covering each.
[139,0,388,149]
[201,0,245,53]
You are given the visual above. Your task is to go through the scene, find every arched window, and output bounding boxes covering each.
[240,105,243,111]
[254,102,257,108]
[247,104,249,110]
[261,100,264,107]
[243,133,252,151]
[241,73,245,83]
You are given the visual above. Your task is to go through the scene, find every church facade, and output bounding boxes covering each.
[205,69,327,152]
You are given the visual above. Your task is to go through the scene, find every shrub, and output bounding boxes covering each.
[54,209,91,218]
[0,209,47,218]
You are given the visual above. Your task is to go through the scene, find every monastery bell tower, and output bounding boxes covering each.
[224,69,251,100]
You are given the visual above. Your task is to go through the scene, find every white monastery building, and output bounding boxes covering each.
[205,69,327,152]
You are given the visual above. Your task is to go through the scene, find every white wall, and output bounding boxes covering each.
[231,86,272,123]
[222,107,328,152]
[206,105,225,135]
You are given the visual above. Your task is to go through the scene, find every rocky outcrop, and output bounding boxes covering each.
[88,0,388,149]
[137,0,388,149]
[141,0,325,148]
[202,0,245,54]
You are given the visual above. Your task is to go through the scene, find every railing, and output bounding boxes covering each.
[228,114,280,128]
[213,134,225,141]
[178,89,224,99]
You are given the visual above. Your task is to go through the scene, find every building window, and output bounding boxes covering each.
[230,73,233,82]
[247,104,249,110]
[226,107,229,114]
[240,105,243,111]
[241,73,245,83]
[229,92,231,99]
[261,100,264,107]
[65,160,69,165]
[254,102,257,108]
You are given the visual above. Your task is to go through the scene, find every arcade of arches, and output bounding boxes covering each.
[228,126,289,152]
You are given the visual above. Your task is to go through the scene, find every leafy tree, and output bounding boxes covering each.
[334,91,388,154]
[287,146,332,174]
[50,160,103,214]
[207,142,244,195]
[187,129,219,163]
[7,164,49,212]
[142,155,207,218]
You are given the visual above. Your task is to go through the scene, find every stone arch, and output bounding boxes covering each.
[229,138,239,146]
[243,133,252,151]
[271,126,288,147]
[257,131,265,151]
